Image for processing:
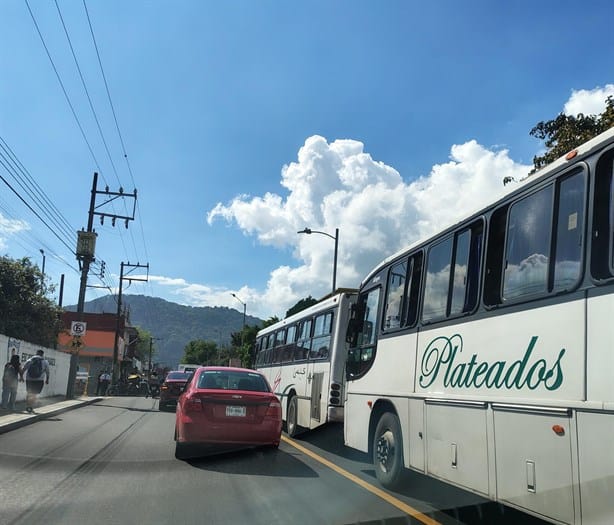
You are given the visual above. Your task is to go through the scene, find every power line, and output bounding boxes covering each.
[0,157,76,254]
[25,0,104,181]
[83,0,153,295]
[54,0,122,189]
[0,137,76,242]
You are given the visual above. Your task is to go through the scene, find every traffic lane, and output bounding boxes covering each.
[0,398,422,525]
[0,397,157,524]
[294,423,551,525]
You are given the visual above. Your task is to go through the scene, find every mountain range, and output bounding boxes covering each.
[67,294,263,367]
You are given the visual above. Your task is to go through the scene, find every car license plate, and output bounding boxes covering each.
[226,405,246,417]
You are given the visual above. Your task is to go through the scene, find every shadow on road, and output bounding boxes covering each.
[184,446,320,478]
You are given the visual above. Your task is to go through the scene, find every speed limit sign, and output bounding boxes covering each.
[70,321,87,336]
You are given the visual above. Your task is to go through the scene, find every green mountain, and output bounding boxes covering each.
[67,294,263,367]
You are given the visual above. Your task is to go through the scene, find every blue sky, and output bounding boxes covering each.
[1,0,613,320]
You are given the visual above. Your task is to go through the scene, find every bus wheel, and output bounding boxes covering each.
[287,396,299,437]
[373,412,403,488]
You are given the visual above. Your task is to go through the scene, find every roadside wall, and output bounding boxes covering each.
[1,334,70,401]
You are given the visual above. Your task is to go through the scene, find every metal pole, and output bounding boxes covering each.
[112,262,125,385]
[297,227,339,295]
[332,228,338,294]
[67,172,98,399]
[39,249,45,284]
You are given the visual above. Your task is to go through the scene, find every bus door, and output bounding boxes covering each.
[293,319,312,427]
[307,311,333,425]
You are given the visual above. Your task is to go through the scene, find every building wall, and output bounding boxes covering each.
[1,333,71,401]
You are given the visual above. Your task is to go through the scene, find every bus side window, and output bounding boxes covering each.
[591,153,613,279]
[310,312,332,359]
[294,319,312,361]
[383,259,408,331]
[503,185,554,300]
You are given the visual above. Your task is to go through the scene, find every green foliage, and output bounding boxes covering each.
[181,339,219,365]
[285,296,317,318]
[0,256,61,347]
[230,324,261,369]
[530,96,614,173]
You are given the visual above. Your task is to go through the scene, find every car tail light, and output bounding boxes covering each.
[184,396,201,412]
[265,399,282,418]
[160,384,169,391]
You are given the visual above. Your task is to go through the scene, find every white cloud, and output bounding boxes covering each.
[204,135,529,318]
[563,84,614,116]
[0,214,30,251]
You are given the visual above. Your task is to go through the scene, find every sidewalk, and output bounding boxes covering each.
[0,395,102,435]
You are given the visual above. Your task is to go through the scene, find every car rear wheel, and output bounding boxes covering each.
[286,395,299,437]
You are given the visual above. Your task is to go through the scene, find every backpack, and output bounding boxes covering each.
[29,357,43,379]
[3,363,18,384]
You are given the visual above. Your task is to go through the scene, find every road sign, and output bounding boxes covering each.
[70,321,87,336]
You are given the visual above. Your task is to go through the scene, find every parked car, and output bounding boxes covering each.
[174,367,282,458]
[159,371,192,411]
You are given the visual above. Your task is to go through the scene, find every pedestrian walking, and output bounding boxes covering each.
[22,350,50,413]
[2,354,23,411]
[99,370,111,395]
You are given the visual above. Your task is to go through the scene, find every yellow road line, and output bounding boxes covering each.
[281,435,441,525]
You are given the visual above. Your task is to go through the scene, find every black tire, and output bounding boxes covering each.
[373,412,404,488]
[106,386,116,396]
[175,442,190,460]
[286,395,299,437]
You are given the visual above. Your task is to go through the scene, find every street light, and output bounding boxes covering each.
[39,249,46,284]
[231,293,247,348]
[231,293,246,331]
[297,227,339,294]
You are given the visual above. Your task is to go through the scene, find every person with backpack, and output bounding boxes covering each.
[2,354,23,411]
[23,350,50,413]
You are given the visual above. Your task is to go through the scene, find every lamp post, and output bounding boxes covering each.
[297,227,339,294]
[39,249,46,285]
[231,293,246,347]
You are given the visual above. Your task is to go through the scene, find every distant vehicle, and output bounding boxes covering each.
[177,363,199,374]
[174,366,282,459]
[254,289,357,436]
[159,371,192,411]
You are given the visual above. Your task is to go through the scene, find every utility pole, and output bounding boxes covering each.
[148,337,161,379]
[112,261,149,385]
[68,173,138,399]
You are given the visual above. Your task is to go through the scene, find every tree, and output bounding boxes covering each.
[0,256,61,347]
[529,95,614,173]
[285,296,317,318]
[181,339,219,365]
[230,324,261,369]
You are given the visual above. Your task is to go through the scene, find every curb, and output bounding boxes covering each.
[0,397,103,435]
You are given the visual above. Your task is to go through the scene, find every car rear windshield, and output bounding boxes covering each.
[197,371,270,392]
[166,372,191,381]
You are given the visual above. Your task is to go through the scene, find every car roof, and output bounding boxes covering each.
[195,366,264,376]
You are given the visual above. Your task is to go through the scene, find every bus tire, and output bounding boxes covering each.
[286,395,299,437]
[373,412,404,488]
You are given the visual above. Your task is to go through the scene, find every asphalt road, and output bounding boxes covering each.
[0,397,548,525]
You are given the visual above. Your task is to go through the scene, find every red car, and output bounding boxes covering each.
[174,367,282,458]
[159,371,193,411]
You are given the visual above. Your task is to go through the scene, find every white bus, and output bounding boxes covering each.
[255,289,357,436]
[344,126,614,525]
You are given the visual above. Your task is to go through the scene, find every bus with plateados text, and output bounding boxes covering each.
[255,289,357,436]
[344,126,614,525]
